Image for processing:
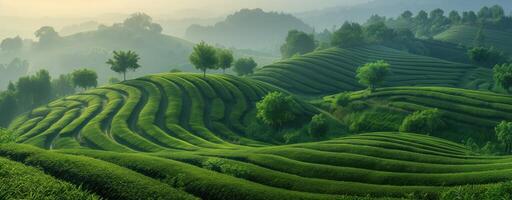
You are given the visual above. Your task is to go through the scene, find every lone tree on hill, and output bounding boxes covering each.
[496,121,512,154]
[356,60,390,91]
[256,92,299,128]
[233,57,257,76]
[216,48,234,73]
[494,63,512,93]
[72,69,98,90]
[280,30,316,58]
[106,50,141,81]
[189,41,218,77]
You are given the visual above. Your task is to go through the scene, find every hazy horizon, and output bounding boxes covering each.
[0,0,365,19]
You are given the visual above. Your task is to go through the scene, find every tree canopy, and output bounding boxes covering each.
[280,30,316,58]
[216,48,234,73]
[256,92,299,128]
[233,57,257,76]
[399,109,445,135]
[356,60,390,91]
[189,41,218,77]
[331,22,364,47]
[496,121,512,154]
[468,46,508,68]
[106,50,141,81]
[72,69,98,90]
[494,63,512,93]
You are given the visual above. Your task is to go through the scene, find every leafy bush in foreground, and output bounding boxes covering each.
[0,128,15,144]
[0,157,99,200]
[400,109,445,135]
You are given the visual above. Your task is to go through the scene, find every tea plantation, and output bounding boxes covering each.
[251,45,493,96]
[2,47,512,199]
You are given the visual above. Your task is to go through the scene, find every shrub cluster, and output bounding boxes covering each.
[399,109,445,135]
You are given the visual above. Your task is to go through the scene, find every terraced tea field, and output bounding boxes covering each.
[2,50,510,199]
[435,25,512,54]
[8,73,303,151]
[252,45,493,96]
[327,87,512,142]
[3,132,512,199]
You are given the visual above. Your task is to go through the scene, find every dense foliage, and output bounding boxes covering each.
[256,92,299,128]
[280,30,316,58]
[399,109,445,135]
[356,60,390,91]
[494,63,512,93]
[496,121,512,154]
[216,48,234,73]
[72,69,98,90]
[233,57,257,76]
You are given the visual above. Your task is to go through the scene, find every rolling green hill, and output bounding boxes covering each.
[4,45,512,199]
[434,25,512,54]
[8,73,305,151]
[325,87,512,143]
[2,132,512,199]
[252,45,493,96]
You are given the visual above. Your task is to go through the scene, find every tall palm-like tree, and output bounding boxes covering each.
[106,50,141,81]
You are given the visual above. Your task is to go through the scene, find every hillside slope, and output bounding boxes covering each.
[3,132,512,199]
[326,87,512,142]
[252,45,493,96]
[8,73,323,151]
[435,25,512,54]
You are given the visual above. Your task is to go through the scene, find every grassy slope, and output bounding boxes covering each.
[326,87,512,142]
[434,25,512,54]
[2,132,512,199]
[251,45,493,96]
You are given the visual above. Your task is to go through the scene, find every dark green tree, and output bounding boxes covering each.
[256,92,299,128]
[496,121,512,154]
[468,46,508,68]
[0,92,17,127]
[233,57,257,76]
[309,114,329,138]
[363,22,394,43]
[399,109,445,135]
[490,5,505,19]
[462,11,478,25]
[331,22,364,47]
[52,74,75,97]
[72,69,98,90]
[216,48,234,73]
[400,11,413,19]
[494,63,512,93]
[106,50,141,81]
[189,41,218,77]
[448,10,462,24]
[280,30,316,58]
[356,60,390,91]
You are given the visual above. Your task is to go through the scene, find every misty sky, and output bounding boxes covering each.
[0,0,364,19]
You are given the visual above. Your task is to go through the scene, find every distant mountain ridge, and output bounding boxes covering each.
[185,8,313,53]
[299,0,512,30]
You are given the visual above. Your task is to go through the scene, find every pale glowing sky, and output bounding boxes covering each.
[0,0,363,18]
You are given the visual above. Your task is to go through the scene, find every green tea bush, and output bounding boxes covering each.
[400,109,445,135]
[309,114,329,138]
[0,128,15,144]
[334,92,351,107]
